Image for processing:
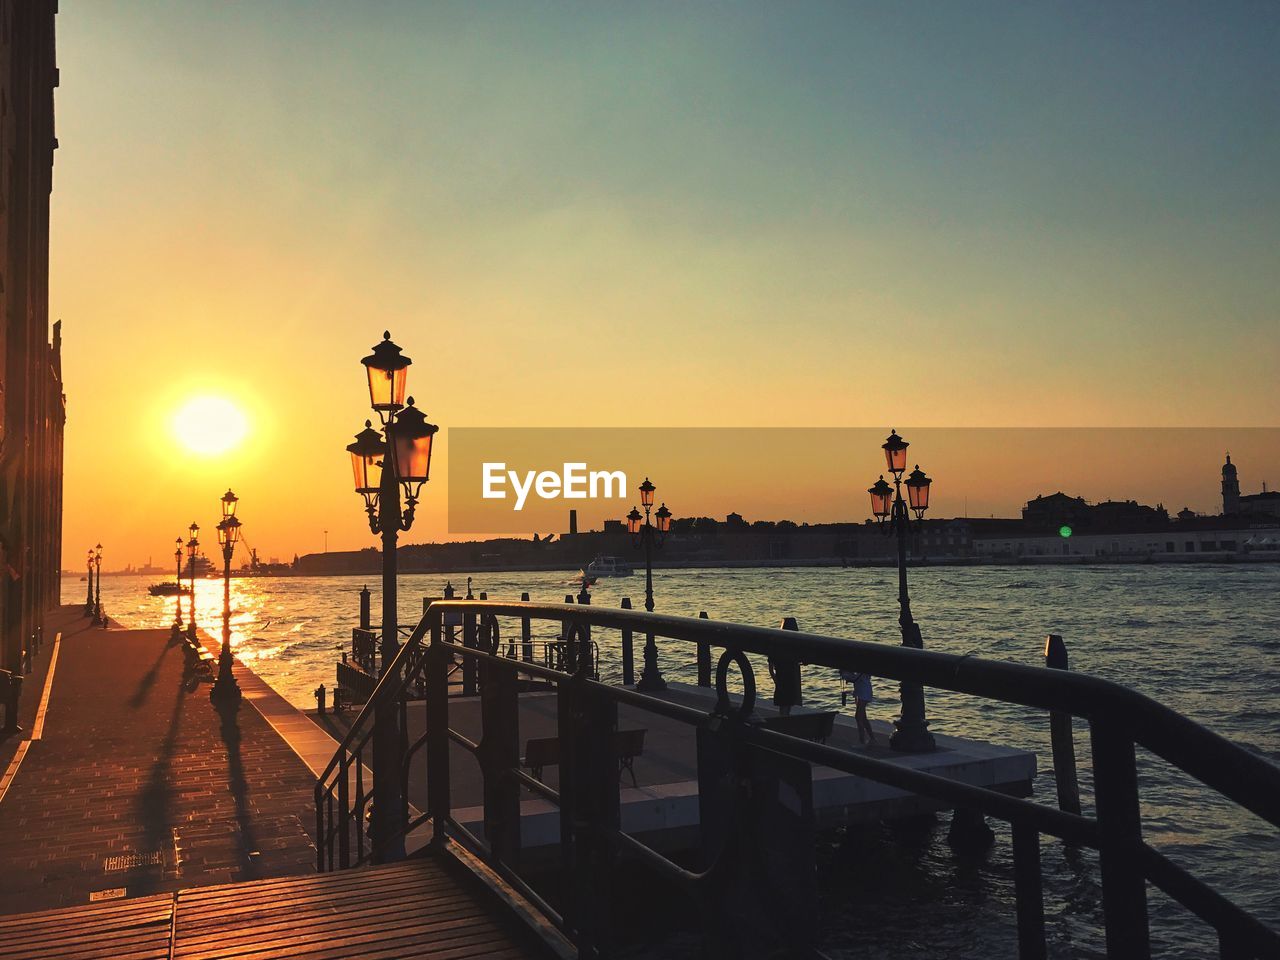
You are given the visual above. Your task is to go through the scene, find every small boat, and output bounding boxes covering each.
[148,582,191,597]
[584,555,633,578]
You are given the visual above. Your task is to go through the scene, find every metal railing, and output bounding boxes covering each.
[316,600,1280,960]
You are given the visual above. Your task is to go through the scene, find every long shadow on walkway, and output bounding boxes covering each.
[218,700,263,881]
[129,662,185,893]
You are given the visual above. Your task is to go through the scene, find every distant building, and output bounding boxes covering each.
[1221,453,1279,519]
[1022,493,1090,529]
[1222,454,1241,515]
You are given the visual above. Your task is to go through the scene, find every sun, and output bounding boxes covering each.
[172,395,249,455]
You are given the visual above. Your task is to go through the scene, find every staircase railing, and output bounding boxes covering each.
[315,600,1280,960]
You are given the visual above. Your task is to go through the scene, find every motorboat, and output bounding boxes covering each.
[148,582,192,597]
[583,555,633,577]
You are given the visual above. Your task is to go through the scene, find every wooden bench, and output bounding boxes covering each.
[761,710,837,744]
[183,637,215,680]
[523,728,647,786]
[0,669,22,735]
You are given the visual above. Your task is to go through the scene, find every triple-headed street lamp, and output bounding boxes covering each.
[626,477,672,692]
[186,523,199,641]
[170,536,185,644]
[92,543,104,625]
[345,331,438,862]
[83,548,94,616]
[868,429,935,753]
[210,489,243,706]
[346,332,439,675]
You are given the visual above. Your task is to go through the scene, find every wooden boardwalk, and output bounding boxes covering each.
[0,858,544,959]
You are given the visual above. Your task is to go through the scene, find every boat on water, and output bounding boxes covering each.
[583,555,633,578]
[148,582,192,597]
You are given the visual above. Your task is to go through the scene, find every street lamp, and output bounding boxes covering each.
[346,332,438,861]
[210,498,243,707]
[868,428,935,752]
[629,478,671,692]
[92,544,104,625]
[83,548,94,616]
[171,536,185,643]
[186,523,199,641]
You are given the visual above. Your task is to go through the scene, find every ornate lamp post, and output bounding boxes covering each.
[869,429,935,752]
[92,544,104,624]
[210,490,243,706]
[346,331,438,861]
[628,478,672,691]
[186,523,199,641]
[83,548,94,616]
[170,536,185,643]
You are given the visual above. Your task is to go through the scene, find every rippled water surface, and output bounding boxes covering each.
[67,564,1280,958]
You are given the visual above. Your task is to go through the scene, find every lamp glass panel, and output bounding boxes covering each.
[908,478,931,511]
[393,431,434,485]
[367,366,408,411]
[350,450,382,493]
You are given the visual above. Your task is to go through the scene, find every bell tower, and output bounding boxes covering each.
[1222,453,1240,515]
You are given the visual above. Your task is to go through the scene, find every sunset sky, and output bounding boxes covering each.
[50,3,1280,566]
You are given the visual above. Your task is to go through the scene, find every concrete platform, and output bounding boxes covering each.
[313,680,1037,853]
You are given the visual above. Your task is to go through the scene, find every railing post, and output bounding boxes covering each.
[1090,719,1150,959]
[697,611,712,688]
[480,631,522,868]
[462,611,478,696]
[559,663,619,955]
[369,670,406,863]
[426,619,452,843]
[1044,634,1082,817]
[338,750,351,869]
[314,784,325,872]
[359,585,371,631]
[1011,820,1047,959]
[520,592,533,663]
[620,598,634,687]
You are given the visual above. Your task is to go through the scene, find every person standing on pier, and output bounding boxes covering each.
[843,669,876,745]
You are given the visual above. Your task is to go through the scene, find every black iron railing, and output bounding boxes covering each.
[315,600,1280,960]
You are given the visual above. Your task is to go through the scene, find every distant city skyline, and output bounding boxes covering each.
[49,3,1280,561]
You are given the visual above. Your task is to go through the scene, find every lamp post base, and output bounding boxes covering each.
[889,720,936,753]
[169,622,184,646]
[635,673,667,693]
[210,670,241,706]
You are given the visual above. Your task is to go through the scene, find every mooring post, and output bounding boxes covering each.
[359,585,371,631]
[620,598,634,686]
[1045,634,1082,817]
[520,592,533,662]
[768,617,803,715]
[696,611,712,687]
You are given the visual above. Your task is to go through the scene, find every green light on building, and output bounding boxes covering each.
[1059,525,1073,538]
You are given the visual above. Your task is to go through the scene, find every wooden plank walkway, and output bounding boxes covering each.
[0,858,544,959]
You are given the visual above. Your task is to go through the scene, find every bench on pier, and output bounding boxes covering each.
[0,669,21,735]
[761,710,837,744]
[182,637,215,680]
[523,728,647,786]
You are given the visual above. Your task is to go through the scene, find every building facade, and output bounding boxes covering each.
[1,1,63,673]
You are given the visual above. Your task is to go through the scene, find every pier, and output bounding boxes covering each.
[0,606,553,959]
